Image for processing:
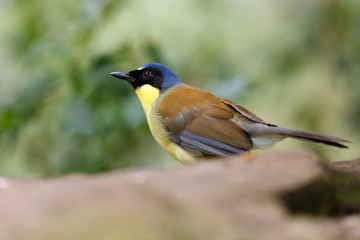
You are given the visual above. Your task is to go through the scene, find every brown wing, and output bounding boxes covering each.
[219,98,275,126]
[157,86,253,158]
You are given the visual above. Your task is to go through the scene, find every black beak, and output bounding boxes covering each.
[110,72,135,82]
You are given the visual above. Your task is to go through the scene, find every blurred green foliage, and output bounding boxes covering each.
[0,0,359,177]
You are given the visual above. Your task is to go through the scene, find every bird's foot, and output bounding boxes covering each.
[234,150,254,162]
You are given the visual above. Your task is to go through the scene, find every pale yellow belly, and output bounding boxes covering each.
[146,112,197,163]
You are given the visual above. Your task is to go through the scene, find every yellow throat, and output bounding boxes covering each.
[135,84,160,117]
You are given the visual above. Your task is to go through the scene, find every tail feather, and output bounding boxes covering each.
[265,126,350,148]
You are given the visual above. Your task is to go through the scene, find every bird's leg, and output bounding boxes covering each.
[234,150,254,162]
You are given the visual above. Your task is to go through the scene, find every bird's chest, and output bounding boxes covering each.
[146,110,169,148]
[147,106,196,163]
[135,84,169,147]
[147,111,196,163]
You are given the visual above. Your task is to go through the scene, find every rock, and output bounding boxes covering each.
[0,151,359,240]
[339,217,360,240]
[329,158,360,180]
[327,158,360,214]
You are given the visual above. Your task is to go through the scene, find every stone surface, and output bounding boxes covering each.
[329,158,360,180]
[0,151,359,240]
[328,158,360,213]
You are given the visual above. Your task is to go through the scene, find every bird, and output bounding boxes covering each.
[110,63,350,163]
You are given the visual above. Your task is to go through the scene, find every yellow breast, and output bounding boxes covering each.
[135,84,160,116]
[135,84,197,163]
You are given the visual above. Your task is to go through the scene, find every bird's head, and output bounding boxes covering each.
[110,63,183,115]
[110,63,183,93]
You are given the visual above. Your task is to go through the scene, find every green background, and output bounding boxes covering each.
[0,0,359,177]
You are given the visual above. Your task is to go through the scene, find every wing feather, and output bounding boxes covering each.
[162,102,252,157]
[219,98,275,126]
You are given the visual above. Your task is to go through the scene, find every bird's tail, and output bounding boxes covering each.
[257,126,350,148]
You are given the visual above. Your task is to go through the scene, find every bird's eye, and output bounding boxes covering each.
[143,71,151,78]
